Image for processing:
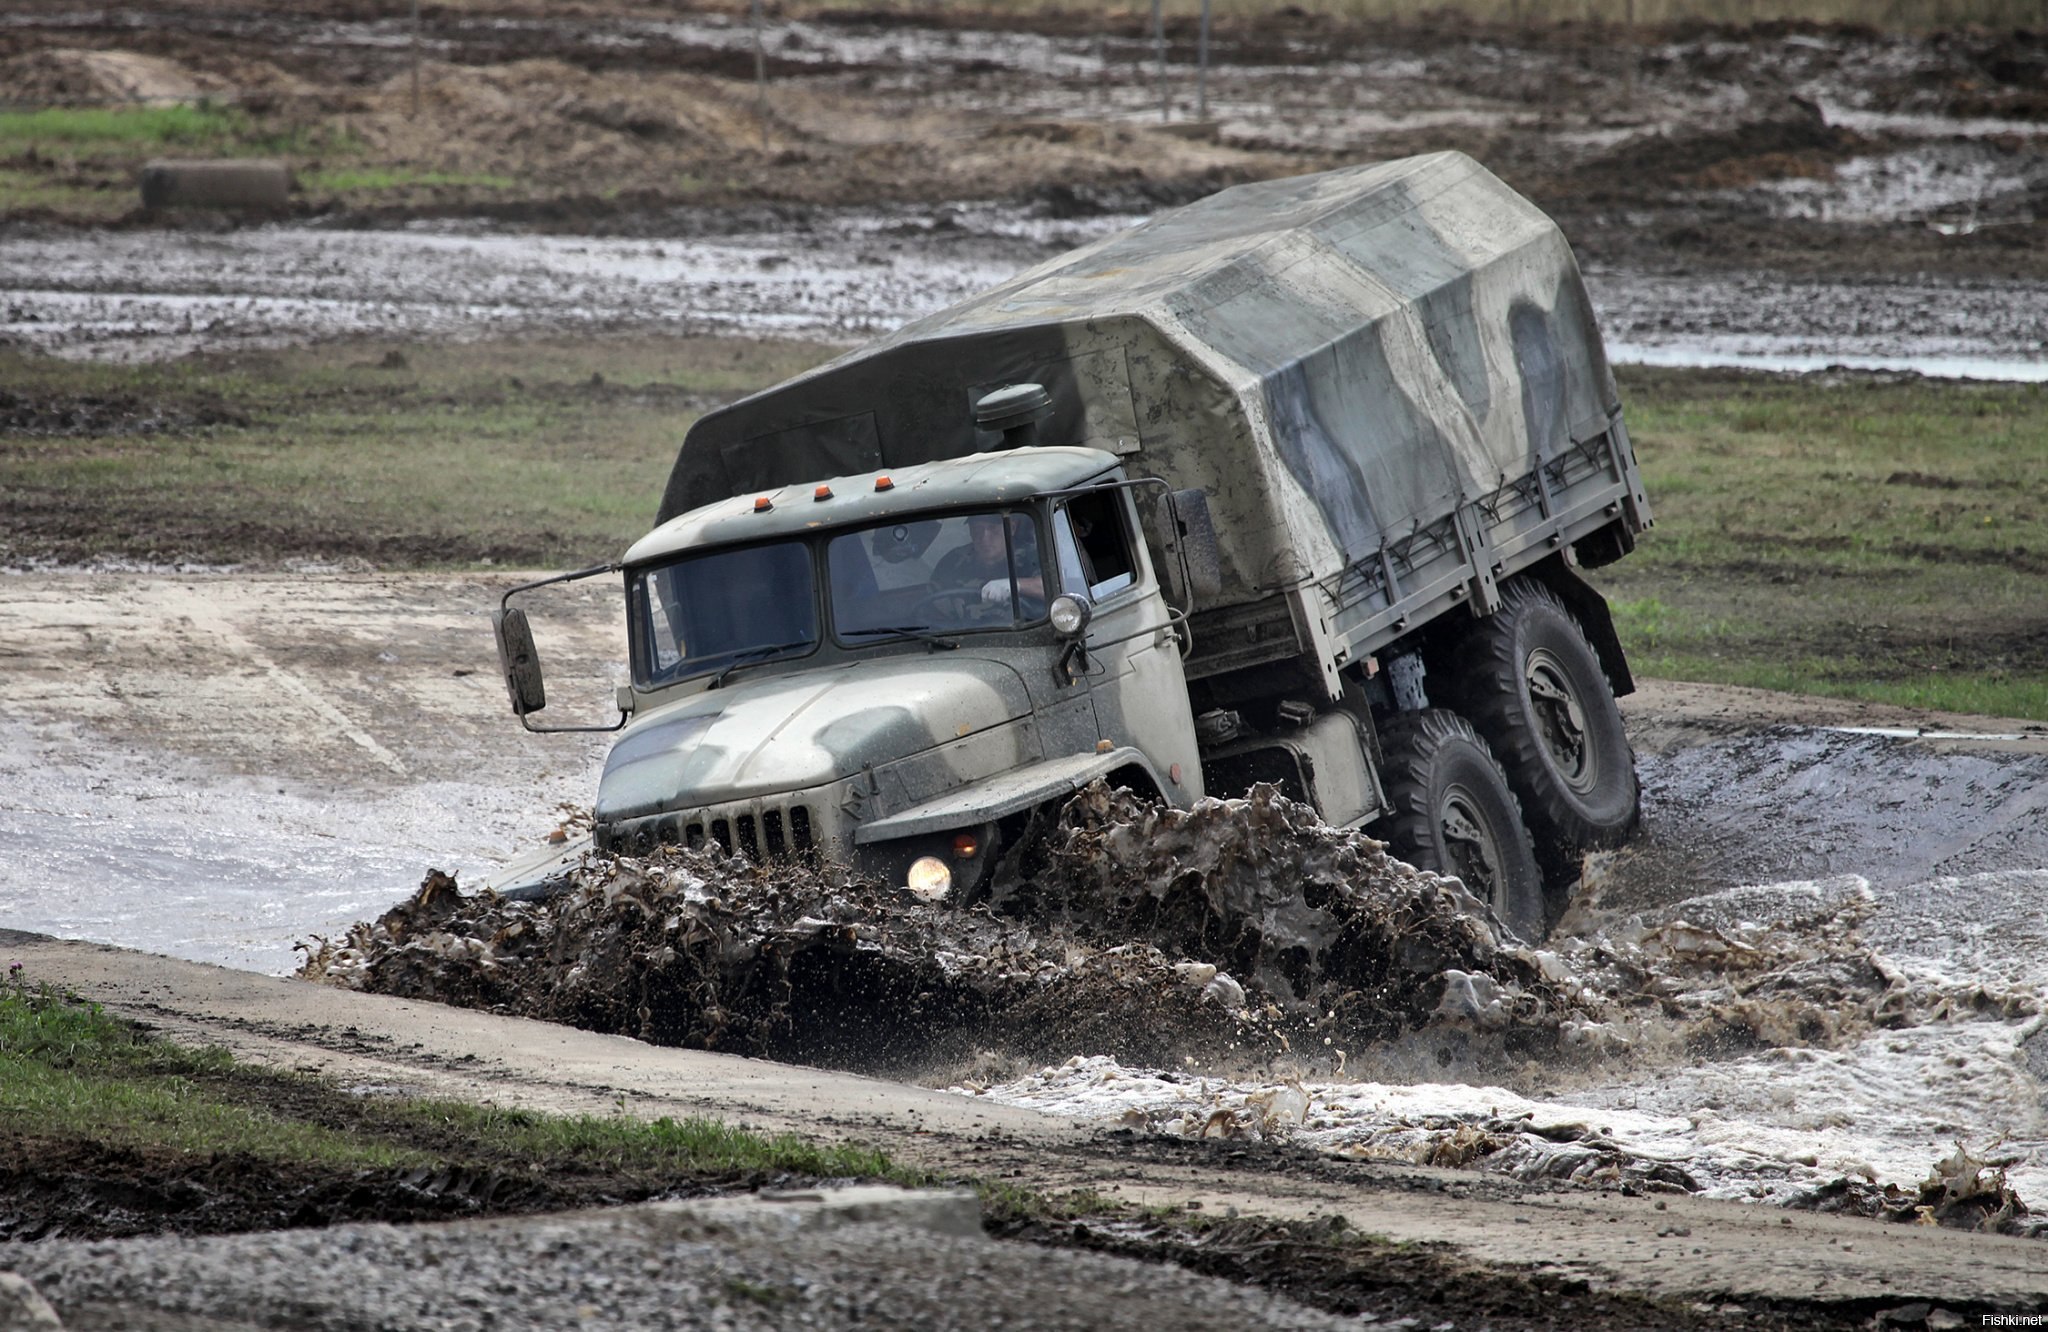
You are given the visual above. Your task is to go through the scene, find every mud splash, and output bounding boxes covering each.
[300,785,1587,1071]
[304,776,2045,1236]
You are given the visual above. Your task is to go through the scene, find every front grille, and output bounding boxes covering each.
[600,802,816,862]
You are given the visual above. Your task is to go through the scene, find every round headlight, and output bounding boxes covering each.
[1049,594,1092,637]
[905,855,953,902]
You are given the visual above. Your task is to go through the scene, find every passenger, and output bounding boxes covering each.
[933,513,1044,607]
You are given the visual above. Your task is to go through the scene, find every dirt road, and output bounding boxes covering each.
[7,929,2046,1321]
[3,569,2048,1324]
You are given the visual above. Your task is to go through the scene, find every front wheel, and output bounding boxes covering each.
[1372,709,1548,943]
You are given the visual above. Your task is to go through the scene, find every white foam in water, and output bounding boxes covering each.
[955,870,2048,1216]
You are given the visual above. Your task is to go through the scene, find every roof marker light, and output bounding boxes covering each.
[814,485,833,502]
[874,475,895,492]
[753,496,773,512]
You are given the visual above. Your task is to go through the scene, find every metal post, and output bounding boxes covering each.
[1153,0,1166,122]
[1197,0,1211,123]
[751,0,767,147]
[409,0,420,119]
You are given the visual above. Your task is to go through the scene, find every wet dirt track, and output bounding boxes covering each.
[4,2,2048,375]
[6,4,2048,1319]
[4,572,2048,1324]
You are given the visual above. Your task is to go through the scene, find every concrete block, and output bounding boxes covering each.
[140,159,292,211]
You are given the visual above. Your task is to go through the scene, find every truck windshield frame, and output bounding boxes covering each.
[627,539,820,690]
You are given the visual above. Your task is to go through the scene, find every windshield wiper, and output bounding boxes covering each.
[707,640,811,688]
[841,624,959,651]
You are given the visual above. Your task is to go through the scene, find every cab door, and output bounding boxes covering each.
[1051,487,1204,804]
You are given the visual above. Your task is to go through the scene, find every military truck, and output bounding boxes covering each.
[493,151,1651,940]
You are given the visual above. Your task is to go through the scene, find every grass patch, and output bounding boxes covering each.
[0,337,840,569]
[0,975,1741,1327]
[0,103,306,156]
[5,348,2042,718]
[0,972,915,1200]
[0,976,415,1168]
[0,166,129,220]
[1593,367,2048,720]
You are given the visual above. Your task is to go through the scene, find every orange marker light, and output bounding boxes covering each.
[753,496,773,512]
[814,485,833,502]
[951,831,979,859]
[874,475,895,492]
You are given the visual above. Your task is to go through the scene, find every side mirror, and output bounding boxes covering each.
[1152,488,1223,609]
[492,607,547,717]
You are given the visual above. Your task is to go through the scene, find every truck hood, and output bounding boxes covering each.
[595,655,1035,822]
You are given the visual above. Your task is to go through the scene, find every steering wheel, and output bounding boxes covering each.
[912,587,990,622]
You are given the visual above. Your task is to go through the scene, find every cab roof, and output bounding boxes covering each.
[624,445,1119,566]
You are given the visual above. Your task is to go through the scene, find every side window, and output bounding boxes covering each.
[1055,490,1138,601]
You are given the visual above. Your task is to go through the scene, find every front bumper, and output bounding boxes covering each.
[594,794,996,896]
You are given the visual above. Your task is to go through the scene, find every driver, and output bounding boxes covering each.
[933,512,1044,608]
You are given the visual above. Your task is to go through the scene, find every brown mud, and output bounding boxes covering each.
[299,784,1576,1073]
[3,1,2046,281]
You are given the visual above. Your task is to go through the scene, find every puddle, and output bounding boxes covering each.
[291,726,2048,1233]
[1592,270,2048,381]
[1755,144,2043,229]
[0,208,1136,361]
[6,215,2047,379]
[1816,101,2048,141]
[0,717,604,975]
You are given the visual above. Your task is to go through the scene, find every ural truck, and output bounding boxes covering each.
[493,151,1651,940]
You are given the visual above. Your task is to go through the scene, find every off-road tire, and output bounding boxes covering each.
[1372,708,1548,943]
[1439,578,1639,884]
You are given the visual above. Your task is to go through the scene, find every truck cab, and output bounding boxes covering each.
[531,444,1204,902]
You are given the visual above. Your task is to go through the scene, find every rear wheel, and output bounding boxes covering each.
[1373,708,1547,942]
[1439,578,1638,883]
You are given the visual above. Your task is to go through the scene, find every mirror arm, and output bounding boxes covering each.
[500,562,629,735]
[500,562,620,612]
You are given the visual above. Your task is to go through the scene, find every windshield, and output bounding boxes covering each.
[828,509,1046,640]
[629,540,817,688]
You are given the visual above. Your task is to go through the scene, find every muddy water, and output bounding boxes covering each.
[0,729,601,974]
[964,868,2048,1223]
[952,733,2048,1225]
[5,214,2046,378]
[0,207,1136,362]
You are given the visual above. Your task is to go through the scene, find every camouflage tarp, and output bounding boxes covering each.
[660,152,1625,629]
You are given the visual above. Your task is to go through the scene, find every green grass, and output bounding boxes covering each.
[0,166,129,220]
[406,1102,910,1180]
[0,337,840,569]
[0,103,306,155]
[0,973,913,1181]
[0,977,418,1166]
[6,347,2043,718]
[1593,368,2048,720]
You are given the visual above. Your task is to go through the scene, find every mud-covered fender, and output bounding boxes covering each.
[852,747,1163,845]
